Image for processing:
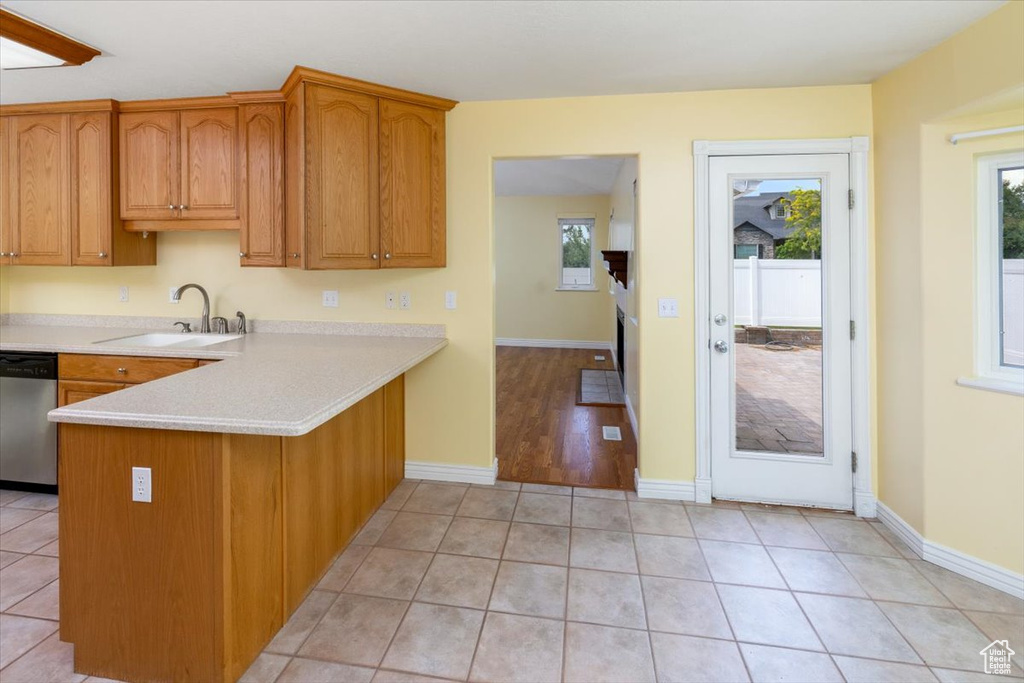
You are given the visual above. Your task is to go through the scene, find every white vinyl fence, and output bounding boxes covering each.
[1004,260,1024,366]
[734,257,821,327]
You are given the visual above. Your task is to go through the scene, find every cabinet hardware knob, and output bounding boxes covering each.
[289,252,300,259]
[239,252,247,258]
[169,204,176,210]
[371,253,378,260]
[384,253,391,260]
[0,252,6,257]
[98,252,107,258]
[10,253,18,258]
[116,367,127,374]
[179,205,188,210]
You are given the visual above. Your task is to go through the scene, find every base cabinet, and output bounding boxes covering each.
[58,375,406,683]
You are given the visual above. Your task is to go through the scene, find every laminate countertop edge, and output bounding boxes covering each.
[0,323,448,436]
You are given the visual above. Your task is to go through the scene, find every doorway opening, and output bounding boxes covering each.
[493,155,638,491]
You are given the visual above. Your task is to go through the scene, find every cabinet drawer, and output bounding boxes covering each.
[58,380,127,407]
[59,354,198,384]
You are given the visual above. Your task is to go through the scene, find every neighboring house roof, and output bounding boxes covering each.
[733,192,795,240]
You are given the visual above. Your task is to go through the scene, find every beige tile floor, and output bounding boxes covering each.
[1,483,1022,682]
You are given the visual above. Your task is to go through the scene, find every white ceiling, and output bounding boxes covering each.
[494,157,628,196]
[0,0,1004,105]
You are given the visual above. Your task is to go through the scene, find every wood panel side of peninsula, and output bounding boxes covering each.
[58,376,406,683]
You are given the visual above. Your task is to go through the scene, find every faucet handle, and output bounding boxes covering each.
[173,321,192,333]
[234,311,247,335]
[211,317,229,334]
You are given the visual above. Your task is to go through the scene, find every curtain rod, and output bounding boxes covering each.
[949,125,1024,145]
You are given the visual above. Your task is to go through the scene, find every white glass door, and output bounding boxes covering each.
[709,154,853,509]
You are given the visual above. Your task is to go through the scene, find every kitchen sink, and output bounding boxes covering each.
[94,333,243,349]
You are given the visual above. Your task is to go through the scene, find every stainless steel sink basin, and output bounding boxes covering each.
[94,333,243,349]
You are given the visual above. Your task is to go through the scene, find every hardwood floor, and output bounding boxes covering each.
[496,346,637,490]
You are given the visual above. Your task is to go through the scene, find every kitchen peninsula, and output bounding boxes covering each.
[0,317,447,683]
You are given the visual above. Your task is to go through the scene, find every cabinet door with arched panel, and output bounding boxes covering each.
[119,111,179,220]
[179,108,239,220]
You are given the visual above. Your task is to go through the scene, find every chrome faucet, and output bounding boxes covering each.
[235,311,247,335]
[172,283,211,333]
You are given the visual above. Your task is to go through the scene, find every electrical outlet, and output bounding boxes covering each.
[445,291,457,310]
[322,290,339,308]
[657,297,679,318]
[385,292,396,310]
[399,292,411,310]
[169,286,179,304]
[119,286,129,303]
[132,467,152,503]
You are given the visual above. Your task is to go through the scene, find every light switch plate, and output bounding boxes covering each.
[385,292,396,310]
[445,291,457,310]
[169,287,179,304]
[322,290,339,308]
[658,298,679,318]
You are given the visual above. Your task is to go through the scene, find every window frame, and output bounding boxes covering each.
[772,202,790,220]
[963,151,1024,395]
[556,216,598,291]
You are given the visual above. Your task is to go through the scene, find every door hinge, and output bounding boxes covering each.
[850,320,856,340]
[851,452,858,473]
[848,189,855,210]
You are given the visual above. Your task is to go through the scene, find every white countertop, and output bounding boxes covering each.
[0,321,447,437]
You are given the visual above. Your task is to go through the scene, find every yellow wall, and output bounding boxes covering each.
[494,194,614,342]
[1,83,874,485]
[872,1,1024,572]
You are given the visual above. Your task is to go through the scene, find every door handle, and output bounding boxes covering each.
[714,340,729,353]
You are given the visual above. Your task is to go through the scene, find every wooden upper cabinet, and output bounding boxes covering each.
[119,111,178,220]
[119,106,239,224]
[180,108,239,220]
[282,68,454,271]
[8,114,70,265]
[0,117,11,266]
[304,84,379,270]
[70,112,114,265]
[379,100,446,268]
[239,103,284,266]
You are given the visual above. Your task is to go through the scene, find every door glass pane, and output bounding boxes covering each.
[732,178,824,456]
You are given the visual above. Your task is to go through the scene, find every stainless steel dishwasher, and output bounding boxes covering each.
[0,352,58,492]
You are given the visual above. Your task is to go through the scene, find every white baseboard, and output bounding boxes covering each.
[495,338,612,350]
[634,468,696,502]
[876,502,1024,599]
[406,458,497,486]
[624,394,638,440]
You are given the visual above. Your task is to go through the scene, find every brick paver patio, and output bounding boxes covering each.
[735,343,824,455]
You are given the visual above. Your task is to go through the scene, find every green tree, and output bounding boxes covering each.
[562,224,591,267]
[1003,177,1024,258]
[775,189,822,260]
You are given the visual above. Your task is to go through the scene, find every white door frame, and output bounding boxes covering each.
[693,137,875,517]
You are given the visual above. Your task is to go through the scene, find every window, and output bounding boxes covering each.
[772,202,790,219]
[559,218,596,289]
[964,151,1024,394]
[735,244,761,259]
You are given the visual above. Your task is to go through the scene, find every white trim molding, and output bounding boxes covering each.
[495,338,612,350]
[624,394,639,441]
[406,458,498,486]
[876,502,1024,599]
[693,136,874,516]
[634,468,696,502]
